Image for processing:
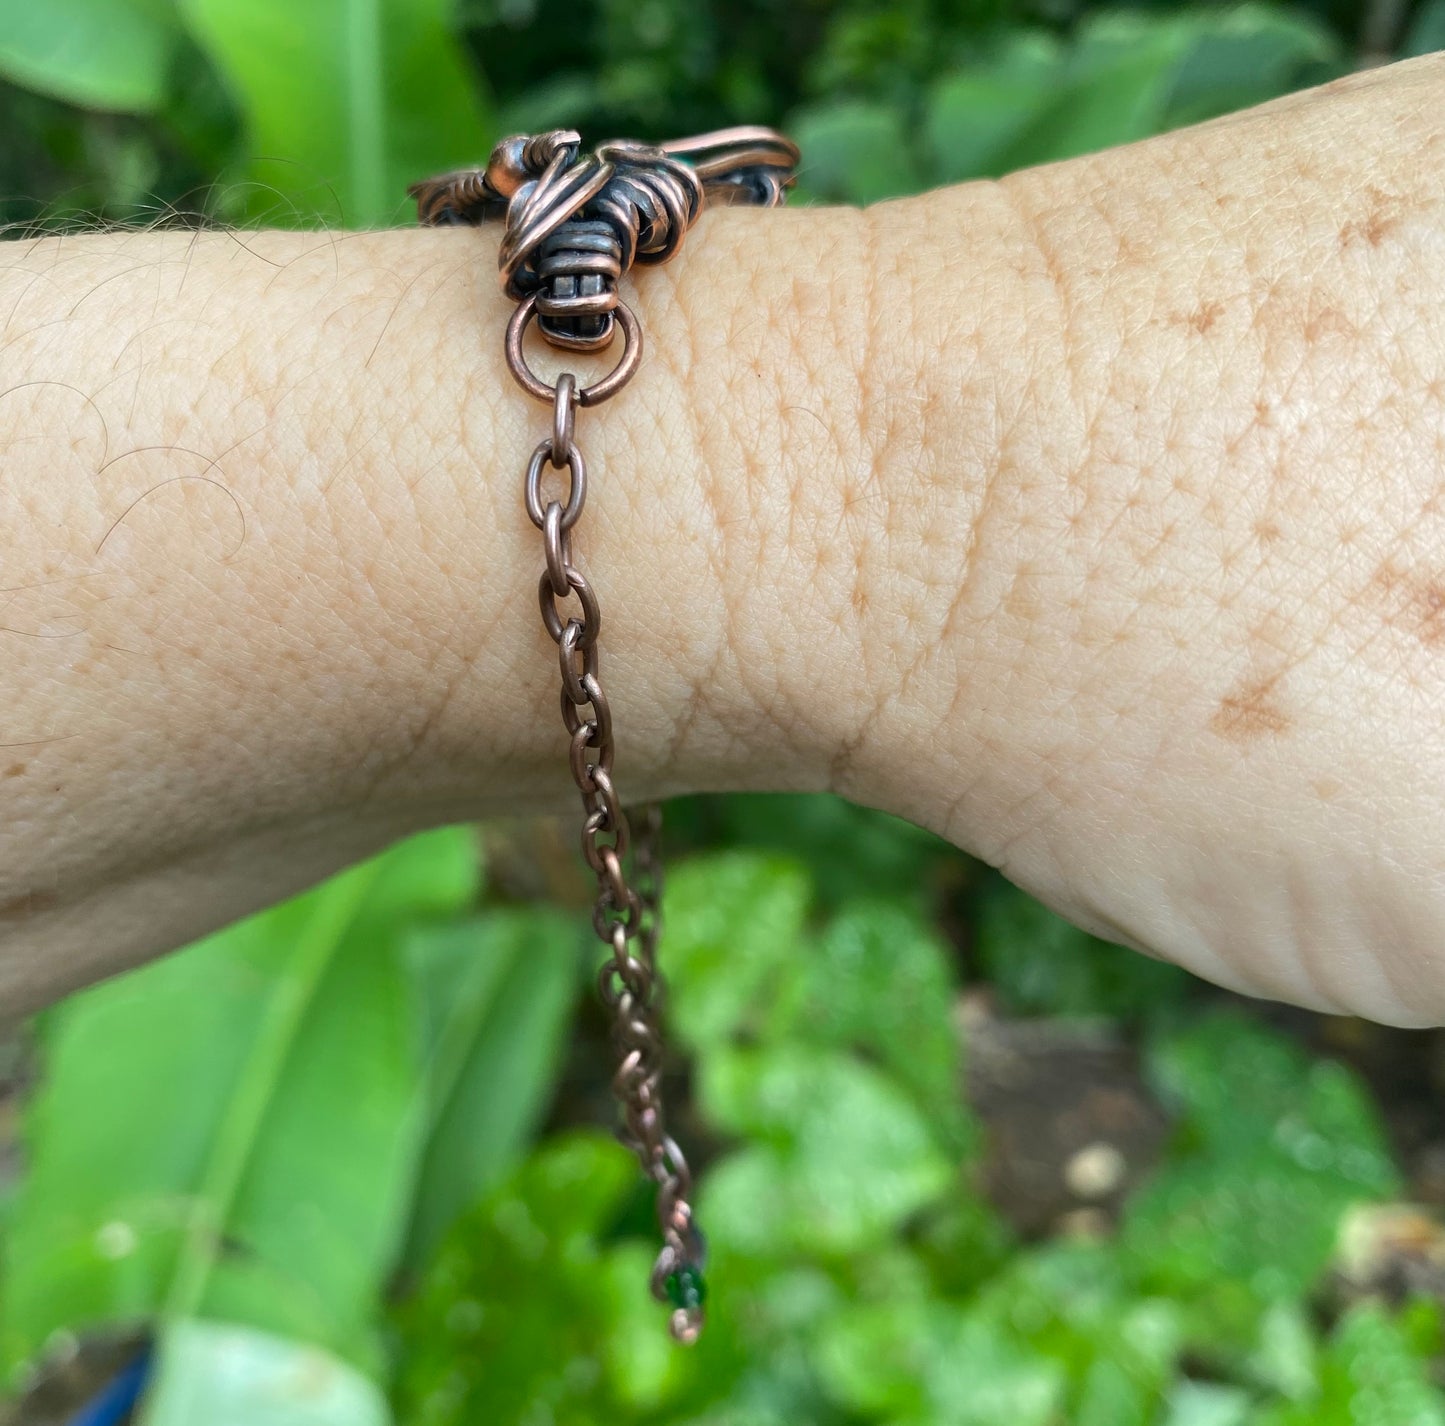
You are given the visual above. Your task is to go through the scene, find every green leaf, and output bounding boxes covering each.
[1121,1150,1361,1310]
[788,99,920,204]
[398,907,584,1271]
[925,9,1340,185]
[1076,1356,1152,1426]
[1147,1013,1398,1195]
[3,826,479,1377]
[925,33,1061,181]
[143,1318,390,1426]
[176,0,493,225]
[1121,1015,1401,1362]
[977,9,1342,175]
[971,1241,1184,1416]
[390,1131,639,1426]
[1255,1304,1445,1426]
[1248,1300,1318,1401]
[666,792,956,906]
[976,882,1189,1022]
[811,1298,942,1418]
[660,852,812,1051]
[1403,0,1445,57]
[0,0,178,113]
[599,1242,692,1413]
[770,899,967,1147]
[998,17,1191,169]
[1159,1381,1253,1426]
[815,1301,1065,1425]
[699,1047,953,1255]
[1162,6,1339,128]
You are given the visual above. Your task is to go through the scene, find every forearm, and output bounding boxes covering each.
[0,196,901,1007]
[0,55,1440,1021]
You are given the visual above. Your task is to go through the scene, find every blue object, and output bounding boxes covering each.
[67,1349,151,1426]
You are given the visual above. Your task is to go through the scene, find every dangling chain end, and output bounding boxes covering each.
[424,122,798,1344]
[669,1305,704,1346]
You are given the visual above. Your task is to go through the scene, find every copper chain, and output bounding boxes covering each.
[521,358,706,1343]
[412,124,798,1344]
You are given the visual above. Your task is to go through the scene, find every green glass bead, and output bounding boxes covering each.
[665,1265,706,1312]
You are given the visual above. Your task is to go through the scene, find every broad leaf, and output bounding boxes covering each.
[399,908,584,1271]
[177,0,493,225]
[1254,1305,1445,1426]
[816,1300,1065,1425]
[0,0,177,112]
[1121,1015,1400,1359]
[3,826,479,1378]
[1147,1013,1398,1195]
[1000,19,1191,169]
[665,792,954,906]
[925,33,1061,181]
[768,899,968,1147]
[390,1132,640,1426]
[788,100,920,205]
[1122,1151,1363,1314]
[1160,1382,1253,1426]
[973,1243,1184,1421]
[143,1319,389,1426]
[699,1047,953,1255]
[1403,0,1445,56]
[1162,6,1339,127]
[660,852,812,1051]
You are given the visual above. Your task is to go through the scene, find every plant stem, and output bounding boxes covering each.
[346,0,387,225]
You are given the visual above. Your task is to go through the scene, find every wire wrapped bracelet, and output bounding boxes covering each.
[410,126,800,1343]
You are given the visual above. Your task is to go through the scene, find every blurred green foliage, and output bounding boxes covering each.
[0,0,1442,1422]
[386,869,1426,1425]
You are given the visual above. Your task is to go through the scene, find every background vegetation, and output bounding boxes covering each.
[0,1,1443,1422]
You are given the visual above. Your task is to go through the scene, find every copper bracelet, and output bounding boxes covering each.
[410,125,800,1343]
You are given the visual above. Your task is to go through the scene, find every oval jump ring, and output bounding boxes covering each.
[525,438,586,531]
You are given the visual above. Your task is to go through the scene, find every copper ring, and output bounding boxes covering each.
[525,437,586,531]
[506,293,642,406]
[551,373,577,463]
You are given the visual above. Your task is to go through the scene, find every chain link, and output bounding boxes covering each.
[413,121,799,1345]
[524,366,706,1344]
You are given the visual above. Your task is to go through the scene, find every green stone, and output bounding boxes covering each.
[664,1265,706,1312]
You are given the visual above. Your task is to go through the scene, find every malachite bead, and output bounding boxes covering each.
[665,1265,707,1312]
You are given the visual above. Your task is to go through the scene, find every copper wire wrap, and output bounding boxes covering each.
[410,126,799,1344]
[410,125,798,350]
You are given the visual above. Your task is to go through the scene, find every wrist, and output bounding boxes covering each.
[839,56,1445,1023]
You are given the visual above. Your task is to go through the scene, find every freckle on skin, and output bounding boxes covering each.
[1304,306,1354,343]
[1313,778,1342,801]
[1178,299,1224,334]
[1373,560,1445,648]
[1339,185,1404,249]
[3,763,24,777]
[1211,674,1292,742]
[1254,519,1282,543]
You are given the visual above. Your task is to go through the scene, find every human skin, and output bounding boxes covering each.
[0,55,1440,1022]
